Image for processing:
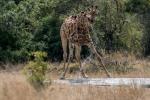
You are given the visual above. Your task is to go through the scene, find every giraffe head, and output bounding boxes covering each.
[86,5,98,23]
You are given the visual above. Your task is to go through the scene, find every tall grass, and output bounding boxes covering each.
[0,72,150,100]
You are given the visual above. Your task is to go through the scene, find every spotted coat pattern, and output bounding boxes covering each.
[60,12,92,45]
[59,6,111,79]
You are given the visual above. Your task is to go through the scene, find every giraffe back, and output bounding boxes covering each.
[60,16,78,39]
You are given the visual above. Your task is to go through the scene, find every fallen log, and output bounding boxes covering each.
[53,78,150,88]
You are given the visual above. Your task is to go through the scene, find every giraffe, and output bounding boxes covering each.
[60,6,111,79]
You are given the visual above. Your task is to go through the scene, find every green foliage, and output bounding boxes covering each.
[0,0,92,62]
[23,51,48,87]
[126,0,150,56]
[0,49,29,63]
[92,0,144,53]
[126,0,150,14]
[0,0,150,63]
[34,15,62,60]
[120,14,143,52]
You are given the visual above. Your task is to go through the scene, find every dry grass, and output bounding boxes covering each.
[45,85,150,100]
[0,72,150,100]
[0,72,38,100]
[0,52,150,100]
[47,52,150,79]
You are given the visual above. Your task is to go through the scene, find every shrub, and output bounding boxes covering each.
[23,51,48,88]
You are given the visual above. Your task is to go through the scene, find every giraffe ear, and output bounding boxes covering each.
[80,11,85,16]
[73,15,77,19]
[87,8,91,11]
[71,15,76,19]
[94,5,98,9]
[81,11,84,14]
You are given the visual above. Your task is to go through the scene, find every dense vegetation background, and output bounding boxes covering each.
[0,0,150,63]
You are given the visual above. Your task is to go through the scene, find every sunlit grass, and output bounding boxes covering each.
[0,72,150,100]
[0,53,150,100]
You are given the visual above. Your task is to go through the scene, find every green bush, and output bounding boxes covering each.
[23,51,48,88]
[0,49,29,63]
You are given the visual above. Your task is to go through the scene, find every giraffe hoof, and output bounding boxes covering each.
[106,72,112,78]
[60,77,65,80]
[80,73,89,78]
[106,73,112,78]
[59,76,65,80]
[83,74,89,78]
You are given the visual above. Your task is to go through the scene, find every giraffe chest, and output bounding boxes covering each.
[61,16,92,45]
[78,26,88,35]
[69,34,92,45]
[78,22,90,34]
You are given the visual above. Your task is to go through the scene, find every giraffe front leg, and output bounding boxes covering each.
[88,43,112,78]
[75,45,88,78]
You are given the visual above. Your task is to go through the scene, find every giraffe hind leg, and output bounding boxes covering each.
[60,42,74,79]
[60,34,68,79]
